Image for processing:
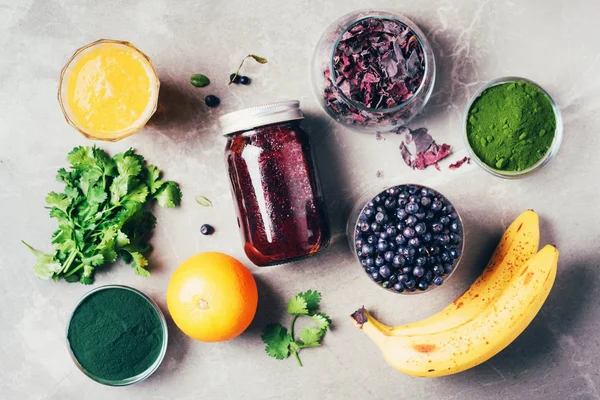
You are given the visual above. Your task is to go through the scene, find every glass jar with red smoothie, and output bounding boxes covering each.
[221,101,330,266]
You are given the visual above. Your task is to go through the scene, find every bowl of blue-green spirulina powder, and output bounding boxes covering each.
[66,285,168,386]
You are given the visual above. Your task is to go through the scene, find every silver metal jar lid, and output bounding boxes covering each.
[219,100,304,135]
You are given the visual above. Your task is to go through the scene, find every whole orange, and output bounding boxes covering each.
[166,252,258,342]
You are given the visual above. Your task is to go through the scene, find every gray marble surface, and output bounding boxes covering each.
[1,0,599,399]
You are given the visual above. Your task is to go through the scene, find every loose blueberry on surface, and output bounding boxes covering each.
[239,76,251,85]
[229,73,241,83]
[205,95,220,107]
[200,224,214,235]
[433,276,444,285]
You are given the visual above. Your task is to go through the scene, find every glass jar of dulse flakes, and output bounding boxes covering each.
[220,101,330,266]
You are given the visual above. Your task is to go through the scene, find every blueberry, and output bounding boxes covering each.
[450,233,462,245]
[437,234,451,245]
[399,198,408,207]
[387,187,398,196]
[373,195,383,204]
[393,282,405,292]
[432,264,444,275]
[363,207,375,219]
[417,246,428,256]
[396,209,408,220]
[205,95,220,107]
[402,266,412,275]
[239,75,251,85]
[382,280,392,289]
[405,247,416,261]
[449,248,461,259]
[409,237,421,248]
[395,234,407,245]
[361,259,369,268]
[413,266,425,277]
[441,252,451,263]
[406,215,418,227]
[431,223,444,233]
[365,257,375,268]
[384,251,395,262]
[355,238,364,250]
[420,196,431,207]
[375,212,386,224]
[378,231,388,240]
[379,265,391,278]
[371,222,382,232]
[415,212,426,220]
[361,244,373,256]
[408,185,418,194]
[229,73,241,83]
[375,255,385,267]
[420,187,432,197]
[415,222,427,235]
[422,232,432,243]
[357,250,363,258]
[428,245,440,255]
[440,216,451,225]
[424,270,434,283]
[385,226,397,237]
[403,227,416,238]
[367,201,375,207]
[405,202,419,214]
[377,241,388,252]
[405,279,416,289]
[393,254,406,267]
[415,256,427,266]
[396,221,406,231]
[451,220,462,233]
[433,276,444,285]
[397,274,408,283]
[425,211,435,220]
[367,235,377,244]
[398,190,409,199]
[371,271,382,281]
[384,197,397,209]
[359,222,370,232]
[417,280,429,291]
[444,263,454,274]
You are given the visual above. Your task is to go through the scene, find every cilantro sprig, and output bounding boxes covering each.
[261,290,331,366]
[22,146,182,284]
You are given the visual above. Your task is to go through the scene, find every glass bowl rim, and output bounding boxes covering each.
[327,12,432,114]
[57,38,160,142]
[347,183,465,295]
[65,284,168,386]
[462,76,563,179]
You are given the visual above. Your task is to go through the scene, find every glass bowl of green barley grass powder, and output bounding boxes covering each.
[463,76,563,179]
[66,285,168,386]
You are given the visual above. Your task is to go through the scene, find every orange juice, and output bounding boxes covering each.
[58,39,159,141]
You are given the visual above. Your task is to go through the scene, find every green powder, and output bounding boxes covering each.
[67,287,164,381]
[466,81,556,171]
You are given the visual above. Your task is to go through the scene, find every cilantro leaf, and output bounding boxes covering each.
[88,185,107,205]
[82,254,104,266]
[298,290,321,313]
[45,192,71,213]
[311,312,332,330]
[145,165,164,195]
[261,324,292,360]
[299,327,324,347]
[124,183,149,203]
[287,295,309,315]
[154,181,182,208]
[110,174,130,205]
[22,241,63,279]
[115,230,130,247]
[67,146,95,169]
[116,155,143,178]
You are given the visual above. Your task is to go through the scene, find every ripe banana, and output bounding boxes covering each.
[371,210,540,337]
[352,245,558,377]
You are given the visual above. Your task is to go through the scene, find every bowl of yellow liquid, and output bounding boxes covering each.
[58,39,160,141]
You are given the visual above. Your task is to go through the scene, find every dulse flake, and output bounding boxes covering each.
[448,156,471,170]
[398,127,451,170]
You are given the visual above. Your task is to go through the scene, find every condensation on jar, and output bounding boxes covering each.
[220,101,330,266]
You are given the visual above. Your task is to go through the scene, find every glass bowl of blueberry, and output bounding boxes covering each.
[346,184,464,294]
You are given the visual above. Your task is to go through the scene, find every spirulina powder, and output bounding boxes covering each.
[466,81,556,171]
[67,287,164,382]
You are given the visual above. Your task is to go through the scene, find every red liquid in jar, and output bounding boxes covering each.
[225,121,330,266]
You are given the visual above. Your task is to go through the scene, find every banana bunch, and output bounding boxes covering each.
[351,210,558,377]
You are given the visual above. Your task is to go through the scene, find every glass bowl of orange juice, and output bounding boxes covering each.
[58,39,160,142]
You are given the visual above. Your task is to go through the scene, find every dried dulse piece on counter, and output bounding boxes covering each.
[323,18,426,127]
[448,157,471,170]
[399,127,451,171]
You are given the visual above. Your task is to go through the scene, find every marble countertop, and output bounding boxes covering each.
[2,0,599,399]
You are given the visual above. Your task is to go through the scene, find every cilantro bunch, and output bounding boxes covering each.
[261,290,331,366]
[22,146,182,284]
